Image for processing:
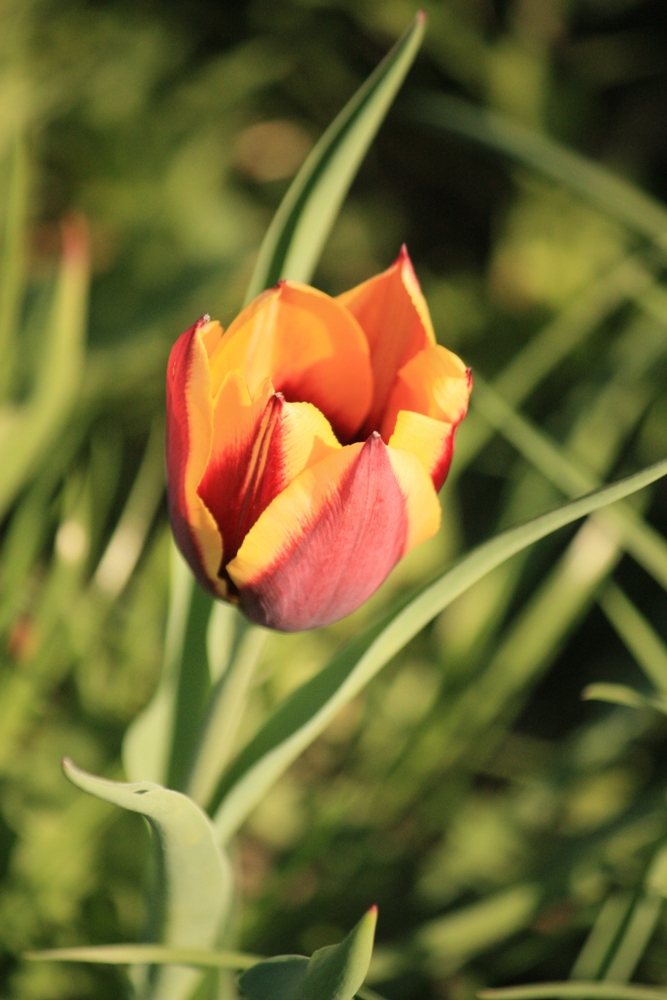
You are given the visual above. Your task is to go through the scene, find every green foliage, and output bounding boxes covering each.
[238,907,376,1000]
[62,761,232,1000]
[2,2,667,1000]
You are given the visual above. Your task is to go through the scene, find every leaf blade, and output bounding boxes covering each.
[478,983,667,1000]
[63,760,232,1000]
[244,12,425,299]
[238,908,377,1000]
[26,944,259,969]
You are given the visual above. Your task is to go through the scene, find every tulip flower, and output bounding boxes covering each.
[166,247,471,631]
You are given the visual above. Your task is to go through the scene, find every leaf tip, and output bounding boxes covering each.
[61,212,90,266]
[356,905,378,950]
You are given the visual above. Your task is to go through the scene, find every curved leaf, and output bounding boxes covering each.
[238,907,377,1000]
[0,215,89,519]
[479,983,667,1000]
[63,760,232,1000]
[26,944,258,969]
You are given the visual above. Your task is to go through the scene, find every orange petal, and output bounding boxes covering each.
[197,373,341,566]
[381,344,471,440]
[206,281,373,441]
[166,318,225,596]
[389,410,457,491]
[226,434,413,630]
[337,246,435,435]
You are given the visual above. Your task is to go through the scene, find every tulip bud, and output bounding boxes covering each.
[166,247,471,631]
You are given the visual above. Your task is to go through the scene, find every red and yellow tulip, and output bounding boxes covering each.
[166,247,471,631]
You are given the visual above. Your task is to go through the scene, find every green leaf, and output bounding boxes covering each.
[239,957,309,1000]
[469,377,667,698]
[0,129,28,400]
[62,759,232,1000]
[598,584,667,698]
[471,376,667,593]
[452,253,654,481]
[238,907,377,1000]
[478,983,667,1000]
[409,93,667,253]
[244,12,425,300]
[0,216,89,519]
[186,625,269,807]
[26,944,259,969]
[581,683,653,711]
[209,457,667,839]
[166,582,216,791]
[123,544,195,785]
[416,885,538,971]
[92,415,166,600]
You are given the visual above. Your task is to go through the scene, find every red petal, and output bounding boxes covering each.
[166,318,224,596]
[197,376,340,570]
[227,434,409,630]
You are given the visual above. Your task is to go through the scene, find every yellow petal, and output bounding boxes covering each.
[381,344,471,441]
[388,409,456,491]
[207,281,372,441]
[386,443,441,551]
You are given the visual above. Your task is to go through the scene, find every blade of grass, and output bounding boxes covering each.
[471,376,667,593]
[599,584,667,698]
[139,13,427,807]
[0,129,28,400]
[123,545,194,785]
[26,945,260,969]
[479,984,667,1000]
[416,885,539,975]
[428,516,624,776]
[570,894,635,980]
[0,215,89,519]
[468,373,667,702]
[603,894,663,982]
[93,416,165,600]
[581,685,656,711]
[384,316,666,805]
[454,254,656,476]
[186,625,269,807]
[26,943,389,1000]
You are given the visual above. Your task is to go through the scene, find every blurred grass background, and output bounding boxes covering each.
[2,0,667,997]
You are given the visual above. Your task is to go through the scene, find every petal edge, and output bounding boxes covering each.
[227,435,409,630]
